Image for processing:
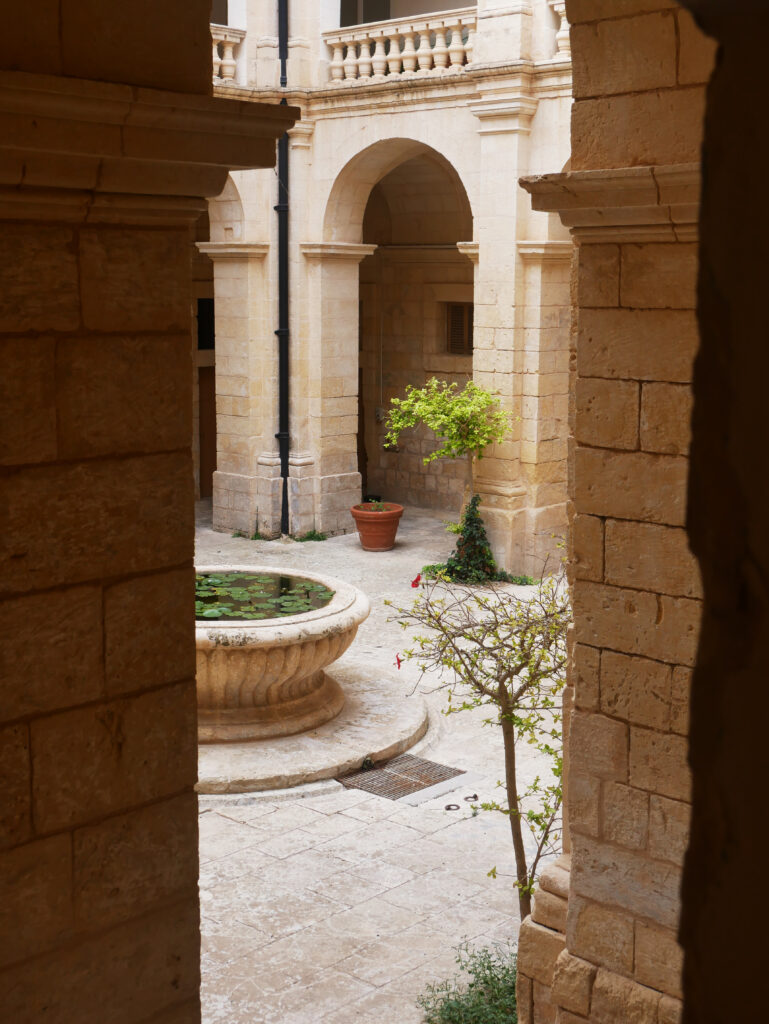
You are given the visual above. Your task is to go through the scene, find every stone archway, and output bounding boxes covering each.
[291,139,476,534]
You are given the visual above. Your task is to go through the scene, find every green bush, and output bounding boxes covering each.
[417,944,517,1024]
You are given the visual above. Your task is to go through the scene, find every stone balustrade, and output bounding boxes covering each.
[211,23,246,84]
[323,7,476,85]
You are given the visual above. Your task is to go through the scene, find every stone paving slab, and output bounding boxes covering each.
[196,502,555,1023]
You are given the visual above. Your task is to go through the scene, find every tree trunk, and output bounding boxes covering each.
[459,451,474,519]
[499,686,531,920]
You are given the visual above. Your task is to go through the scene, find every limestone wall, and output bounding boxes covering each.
[0,6,296,1017]
[517,3,716,1022]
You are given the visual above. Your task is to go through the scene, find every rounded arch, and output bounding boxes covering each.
[322,138,473,243]
[207,174,244,242]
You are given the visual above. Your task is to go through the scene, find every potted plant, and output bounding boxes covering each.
[350,499,404,551]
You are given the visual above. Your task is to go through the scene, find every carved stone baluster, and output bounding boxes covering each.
[386,32,403,76]
[464,23,475,65]
[330,41,345,82]
[448,23,465,69]
[433,25,449,70]
[358,36,373,79]
[371,32,387,78]
[220,39,237,81]
[343,41,358,80]
[401,29,417,75]
[212,39,222,80]
[416,27,433,74]
[550,0,571,59]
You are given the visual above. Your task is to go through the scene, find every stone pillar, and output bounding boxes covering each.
[297,242,377,536]
[198,242,274,537]
[0,68,296,1023]
[470,88,539,572]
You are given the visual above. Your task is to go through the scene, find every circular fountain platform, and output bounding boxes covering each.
[196,660,429,793]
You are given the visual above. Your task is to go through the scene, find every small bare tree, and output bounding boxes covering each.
[388,568,570,919]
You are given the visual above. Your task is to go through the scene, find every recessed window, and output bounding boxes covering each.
[446,302,473,355]
[211,0,228,25]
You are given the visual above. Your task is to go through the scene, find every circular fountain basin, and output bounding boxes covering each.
[195,565,370,743]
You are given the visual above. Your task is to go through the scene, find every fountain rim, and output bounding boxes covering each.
[194,563,371,649]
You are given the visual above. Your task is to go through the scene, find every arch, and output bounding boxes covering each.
[207,174,244,242]
[322,138,474,243]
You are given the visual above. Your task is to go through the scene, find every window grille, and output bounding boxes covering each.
[446,302,473,355]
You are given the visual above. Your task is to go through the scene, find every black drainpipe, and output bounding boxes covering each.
[275,0,290,534]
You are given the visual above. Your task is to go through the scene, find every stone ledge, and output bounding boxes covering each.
[520,163,700,243]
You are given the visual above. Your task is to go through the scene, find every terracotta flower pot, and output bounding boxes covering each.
[350,502,404,551]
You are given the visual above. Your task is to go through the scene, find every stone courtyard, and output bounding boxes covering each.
[196,501,551,1023]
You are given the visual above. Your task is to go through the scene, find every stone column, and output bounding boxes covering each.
[0,69,296,1021]
[470,87,538,572]
[297,242,377,536]
[197,241,274,537]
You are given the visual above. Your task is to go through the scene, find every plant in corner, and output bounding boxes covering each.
[389,565,570,919]
[385,378,518,582]
[417,943,518,1024]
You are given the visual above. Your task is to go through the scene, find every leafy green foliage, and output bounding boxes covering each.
[389,565,570,917]
[417,944,517,1024]
[195,572,334,621]
[294,529,328,542]
[385,378,510,464]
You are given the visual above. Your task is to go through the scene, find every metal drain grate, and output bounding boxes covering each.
[337,753,465,800]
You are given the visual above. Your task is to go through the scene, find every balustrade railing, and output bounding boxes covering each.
[211,23,246,84]
[323,7,476,85]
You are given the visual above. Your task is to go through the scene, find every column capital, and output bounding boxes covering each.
[457,241,480,264]
[469,94,538,135]
[197,242,269,260]
[520,163,700,243]
[300,242,377,262]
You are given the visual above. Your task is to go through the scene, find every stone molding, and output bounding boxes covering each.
[457,241,480,263]
[375,244,466,263]
[520,163,701,243]
[197,242,269,260]
[300,242,377,262]
[288,120,315,148]
[470,93,538,134]
[518,240,572,262]
[0,187,207,225]
[0,69,298,198]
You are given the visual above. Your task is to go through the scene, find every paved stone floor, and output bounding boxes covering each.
[196,502,551,1023]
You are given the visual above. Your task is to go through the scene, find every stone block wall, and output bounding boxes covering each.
[0,7,296,1017]
[517,3,716,1022]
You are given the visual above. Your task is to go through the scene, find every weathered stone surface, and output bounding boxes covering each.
[600,650,672,730]
[670,666,691,735]
[31,681,198,832]
[79,228,191,333]
[0,835,73,969]
[74,793,199,930]
[1,454,193,595]
[1,586,103,721]
[0,899,200,1024]
[571,834,682,929]
[571,515,604,584]
[575,378,639,450]
[569,711,628,782]
[574,449,688,527]
[648,795,691,864]
[551,949,597,1017]
[105,568,195,696]
[591,968,661,1023]
[572,12,677,99]
[573,581,700,667]
[629,727,691,801]
[640,382,692,455]
[635,921,683,997]
[567,896,634,975]
[532,890,568,932]
[0,225,79,332]
[620,244,698,310]
[568,773,600,838]
[518,919,567,987]
[604,520,702,599]
[578,308,699,383]
[57,334,192,458]
[602,781,649,850]
[658,994,683,1024]
[577,244,619,308]
[0,336,56,466]
[572,643,600,712]
[0,725,31,850]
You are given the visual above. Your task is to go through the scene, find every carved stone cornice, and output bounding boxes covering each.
[197,242,269,260]
[470,93,538,134]
[0,70,298,199]
[300,242,377,262]
[457,241,480,263]
[520,163,700,243]
[518,240,572,261]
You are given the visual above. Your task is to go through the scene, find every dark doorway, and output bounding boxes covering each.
[198,366,217,499]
